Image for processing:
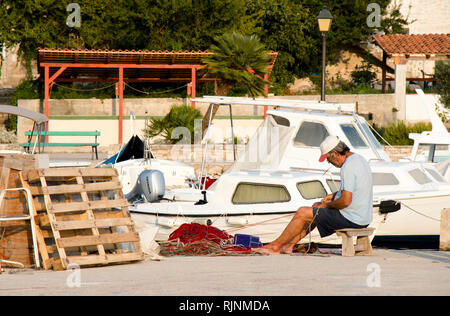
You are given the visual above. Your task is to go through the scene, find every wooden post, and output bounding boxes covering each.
[118,67,124,144]
[44,66,50,141]
[264,73,269,118]
[191,67,196,109]
[382,51,387,93]
[440,208,450,251]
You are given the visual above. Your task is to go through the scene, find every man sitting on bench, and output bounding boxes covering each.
[258,136,373,254]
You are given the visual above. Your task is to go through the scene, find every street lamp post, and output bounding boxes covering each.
[317,6,333,102]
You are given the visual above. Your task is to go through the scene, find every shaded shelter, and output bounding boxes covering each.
[37,48,278,143]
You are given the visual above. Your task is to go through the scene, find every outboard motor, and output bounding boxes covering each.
[125,169,165,202]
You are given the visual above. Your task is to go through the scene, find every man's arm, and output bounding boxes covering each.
[313,190,352,210]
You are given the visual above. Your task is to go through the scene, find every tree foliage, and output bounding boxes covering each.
[145,105,202,144]
[0,0,410,88]
[435,61,450,109]
[202,32,271,97]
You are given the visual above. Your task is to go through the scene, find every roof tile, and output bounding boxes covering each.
[373,33,450,55]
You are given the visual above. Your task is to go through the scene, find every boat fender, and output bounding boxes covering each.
[379,200,401,214]
[192,219,213,226]
[157,217,176,228]
[227,217,249,226]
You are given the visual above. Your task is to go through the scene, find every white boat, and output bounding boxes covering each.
[128,96,450,244]
[97,135,197,196]
[131,169,398,244]
[96,110,197,195]
[404,90,450,181]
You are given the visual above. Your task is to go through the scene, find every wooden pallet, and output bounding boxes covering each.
[22,167,143,270]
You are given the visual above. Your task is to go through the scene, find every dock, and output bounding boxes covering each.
[1,152,449,298]
[0,248,449,296]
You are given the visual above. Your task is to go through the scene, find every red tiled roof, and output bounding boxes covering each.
[373,33,450,55]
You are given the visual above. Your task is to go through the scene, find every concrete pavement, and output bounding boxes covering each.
[0,248,449,296]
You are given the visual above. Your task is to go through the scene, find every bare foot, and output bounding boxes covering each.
[253,243,281,255]
[280,244,295,254]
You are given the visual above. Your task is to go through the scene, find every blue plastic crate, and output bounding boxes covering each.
[234,234,262,248]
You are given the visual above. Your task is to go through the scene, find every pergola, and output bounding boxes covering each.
[37,48,278,143]
[373,33,450,120]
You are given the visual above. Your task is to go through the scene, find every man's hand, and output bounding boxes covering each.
[321,194,334,203]
[312,202,328,208]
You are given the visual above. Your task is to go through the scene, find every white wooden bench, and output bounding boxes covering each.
[335,227,375,257]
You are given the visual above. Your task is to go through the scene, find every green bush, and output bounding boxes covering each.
[381,121,432,145]
[145,105,202,144]
[351,63,376,87]
[435,61,450,108]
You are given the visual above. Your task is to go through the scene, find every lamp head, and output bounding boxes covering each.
[317,6,333,33]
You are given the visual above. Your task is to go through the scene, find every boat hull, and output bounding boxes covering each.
[374,194,447,236]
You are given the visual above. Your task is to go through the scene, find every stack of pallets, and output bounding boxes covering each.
[21,167,143,270]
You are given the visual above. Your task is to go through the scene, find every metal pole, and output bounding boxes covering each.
[199,103,215,190]
[321,33,326,102]
[229,104,236,161]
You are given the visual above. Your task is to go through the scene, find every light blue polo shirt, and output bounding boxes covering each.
[334,153,373,225]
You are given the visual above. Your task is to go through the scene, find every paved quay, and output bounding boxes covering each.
[2,153,448,297]
[0,248,449,296]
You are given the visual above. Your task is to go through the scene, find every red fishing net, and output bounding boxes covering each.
[159,223,261,257]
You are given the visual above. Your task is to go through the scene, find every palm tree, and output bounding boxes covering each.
[200,32,272,137]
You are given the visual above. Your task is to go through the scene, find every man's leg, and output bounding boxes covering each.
[259,206,314,254]
[280,221,317,254]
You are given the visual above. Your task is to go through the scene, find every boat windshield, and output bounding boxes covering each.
[359,121,383,150]
[415,144,450,163]
[294,121,329,147]
[340,124,368,148]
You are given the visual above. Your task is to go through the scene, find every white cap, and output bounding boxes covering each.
[319,136,340,162]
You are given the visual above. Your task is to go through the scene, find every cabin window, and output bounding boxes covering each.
[434,144,450,162]
[340,124,368,148]
[416,144,434,162]
[416,144,450,163]
[270,115,290,127]
[294,121,329,147]
[326,179,341,193]
[372,173,400,186]
[408,168,432,185]
[425,168,446,183]
[232,183,291,204]
[296,181,327,200]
